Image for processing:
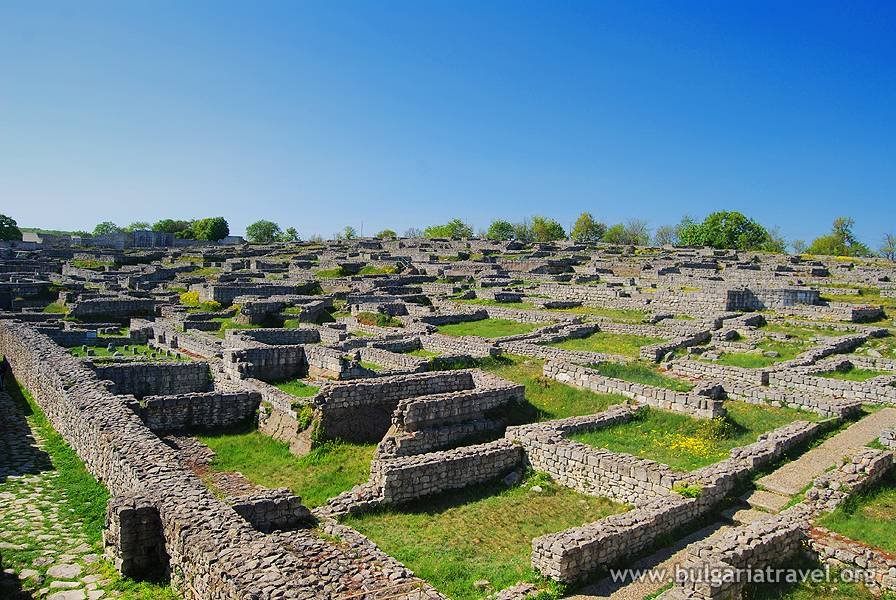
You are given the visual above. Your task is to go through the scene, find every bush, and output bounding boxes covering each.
[356,311,403,328]
[672,483,703,498]
[179,290,201,306]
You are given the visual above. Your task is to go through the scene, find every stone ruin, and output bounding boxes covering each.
[1,235,896,599]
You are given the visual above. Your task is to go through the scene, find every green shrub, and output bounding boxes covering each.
[672,483,703,498]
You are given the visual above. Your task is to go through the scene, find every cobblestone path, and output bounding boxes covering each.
[0,390,128,599]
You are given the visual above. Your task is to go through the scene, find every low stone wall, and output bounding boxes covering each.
[68,296,156,319]
[544,361,724,419]
[372,439,523,504]
[223,344,306,381]
[419,332,499,357]
[92,361,211,398]
[524,415,831,584]
[229,488,311,533]
[134,390,259,433]
[225,327,322,347]
[0,321,323,597]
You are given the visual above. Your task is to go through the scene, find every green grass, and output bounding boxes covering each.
[342,471,628,600]
[274,379,320,398]
[70,258,113,270]
[854,334,896,360]
[712,340,810,368]
[744,556,896,600]
[356,311,404,328]
[402,348,441,358]
[817,478,896,553]
[571,402,820,471]
[546,305,647,323]
[196,430,376,508]
[815,365,890,382]
[479,355,626,422]
[550,331,665,357]
[69,344,184,362]
[358,264,397,276]
[820,286,896,309]
[314,267,346,279]
[42,301,68,313]
[358,360,385,371]
[590,361,694,392]
[3,376,178,597]
[208,316,261,338]
[762,322,852,339]
[455,298,537,310]
[437,318,541,338]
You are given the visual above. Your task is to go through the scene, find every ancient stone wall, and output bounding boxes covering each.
[134,390,259,432]
[544,361,724,419]
[92,361,211,398]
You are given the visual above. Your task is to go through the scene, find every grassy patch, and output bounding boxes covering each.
[815,365,891,382]
[479,355,626,422]
[745,556,896,599]
[547,305,647,323]
[712,340,809,368]
[590,361,694,392]
[342,471,627,600]
[274,379,320,398]
[69,344,184,362]
[42,301,68,314]
[437,318,541,338]
[402,348,441,358]
[208,316,260,338]
[455,297,536,309]
[314,267,346,279]
[817,478,896,553]
[356,311,404,328]
[70,258,112,270]
[762,322,851,339]
[550,331,665,357]
[196,430,376,508]
[572,402,820,471]
[820,286,896,309]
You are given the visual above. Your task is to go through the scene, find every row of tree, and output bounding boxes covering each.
[88,218,231,241]
[415,212,893,259]
[1,211,893,260]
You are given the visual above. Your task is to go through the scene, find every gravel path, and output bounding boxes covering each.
[756,407,896,497]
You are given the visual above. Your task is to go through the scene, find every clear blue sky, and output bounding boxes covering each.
[1,1,893,246]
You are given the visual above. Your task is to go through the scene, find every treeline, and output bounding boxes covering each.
[411,211,895,260]
[86,218,231,241]
[2,211,894,261]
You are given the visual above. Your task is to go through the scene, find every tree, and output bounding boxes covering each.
[486,220,515,241]
[93,221,122,236]
[807,217,871,257]
[423,219,473,239]
[280,227,300,242]
[192,217,229,241]
[124,221,150,231]
[623,219,650,246]
[530,216,566,242]
[653,225,677,246]
[245,220,282,244]
[404,227,422,238]
[338,226,358,240]
[570,212,606,243]
[677,211,771,250]
[881,234,896,261]
[376,229,397,240]
[761,226,787,254]
[602,219,650,245]
[792,239,807,255]
[512,221,534,243]
[0,214,22,241]
[152,219,192,235]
